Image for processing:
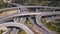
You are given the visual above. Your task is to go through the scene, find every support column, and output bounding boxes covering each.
[45,8,47,12]
[36,8,38,12]
[28,17,35,24]
[20,17,26,24]
[17,8,21,14]
[13,17,19,22]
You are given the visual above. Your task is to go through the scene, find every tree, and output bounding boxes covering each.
[48,0,60,7]
[13,0,49,6]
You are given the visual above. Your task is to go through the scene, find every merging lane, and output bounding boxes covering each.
[0,22,34,34]
[0,11,60,22]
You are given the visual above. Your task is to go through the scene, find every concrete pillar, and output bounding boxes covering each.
[20,17,26,24]
[13,17,19,22]
[28,17,35,24]
[45,8,47,11]
[36,8,38,12]
[17,8,21,13]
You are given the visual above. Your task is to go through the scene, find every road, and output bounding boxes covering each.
[0,11,60,34]
[0,2,60,34]
[10,3,22,7]
[0,22,34,34]
[0,3,30,34]
[10,28,19,34]
[42,16,60,21]
[35,15,54,34]
[19,17,26,24]
[10,3,57,9]
[10,17,27,34]
[29,18,52,34]
[2,28,14,34]
[0,5,60,12]
[0,11,60,21]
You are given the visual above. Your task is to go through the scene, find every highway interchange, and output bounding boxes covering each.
[0,1,60,34]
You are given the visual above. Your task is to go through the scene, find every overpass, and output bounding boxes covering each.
[0,11,60,21]
[0,5,60,12]
[0,22,34,34]
[0,3,60,34]
[0,11,60,34]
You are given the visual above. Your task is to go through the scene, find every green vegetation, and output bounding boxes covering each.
[25,20,33,26]
[17,20,32,34]
[13,0,49,6]
[41,19,56,31]
[0,3,10,9]
[0,0,10,9]
[17,19,34,34]
[0,30,6,34]
[25,19,43,34]
[41,18,60,34]
[48,1,60,7]
[6,0,11,1]
[0,0,59,9]
[18,29,27,34]
[13,0,60,7]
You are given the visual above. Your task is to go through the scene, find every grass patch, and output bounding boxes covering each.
[18,29,27,34]
[41,18,60,34]
[0,30,6,34]
[25,20,33,26]
[25,19,43,34]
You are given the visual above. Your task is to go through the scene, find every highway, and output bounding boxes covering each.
[0,4,31,34]
[2,28,14,34]
[10,4,53,34]
[28,16,53,34]
[0,11,60,34]
[0,22,34,34]
[10,28,19,34]
[10,3,22,7]
[42,16,60,21]
[0,11,60,21]
[28,16,56,34]
[35,15,54,34]
[9,19,20,34]
[20,17,26,24]
[10,17,27,34]
[9,17,27,34]
[0,5,60,11]
[10,3,58,9]
[0,2,60,34]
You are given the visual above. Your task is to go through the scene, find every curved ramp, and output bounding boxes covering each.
[0,22,34,34]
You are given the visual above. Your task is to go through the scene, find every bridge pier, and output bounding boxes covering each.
[13,17,19,22]
[36,8,39,12]
[19,17,26,24]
